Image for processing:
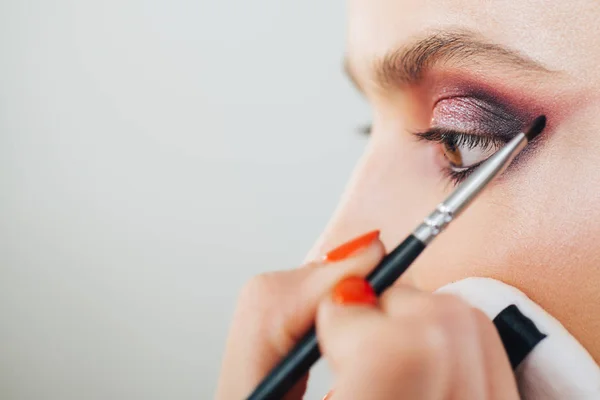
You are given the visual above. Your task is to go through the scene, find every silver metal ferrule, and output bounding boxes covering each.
[413,132,528,244]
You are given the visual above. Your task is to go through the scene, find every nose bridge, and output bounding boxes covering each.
[304,138,435,262]
[304,148,378,262]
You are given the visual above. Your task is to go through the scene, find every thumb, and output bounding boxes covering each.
[258,231,386,359]
[436,277,600,399]
[216,230,385,399]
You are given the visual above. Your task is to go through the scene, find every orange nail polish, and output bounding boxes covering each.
[332,276,377,306]
[323,230,380,263]
[322,390,334,400]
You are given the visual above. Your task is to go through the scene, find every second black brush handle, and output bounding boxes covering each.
[246,234,426,400]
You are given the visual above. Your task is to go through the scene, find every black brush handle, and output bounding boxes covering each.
[367,235,425,294]
[246,328,319,400]
[246,235,426,400]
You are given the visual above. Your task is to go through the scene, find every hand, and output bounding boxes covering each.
[216,230,385,399]
[317,279,519,399]
[216,230,519,399]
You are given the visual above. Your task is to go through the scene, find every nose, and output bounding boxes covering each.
[304,137,438,269]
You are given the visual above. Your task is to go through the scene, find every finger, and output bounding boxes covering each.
[275,231,385,351]
[317,281,444,400]
[471,308,519,400]
[429,294,488,400]
[216,231,384,399]
[316,277,383,369]
[381,288,488,399]
[239,230,384,353]
[317,278,442,400]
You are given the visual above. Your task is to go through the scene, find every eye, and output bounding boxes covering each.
[415,127,505,182]
[439,131,502,172]
[418,95,527,183]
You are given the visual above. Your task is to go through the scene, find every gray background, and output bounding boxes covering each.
[0,1,369,399]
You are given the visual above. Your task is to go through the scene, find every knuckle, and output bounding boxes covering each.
[236,272,297,350]
[394,317,445,371]
[240,273,272,299]
[411,295,477,355]
[417,320,448,364]
[238,272,283,314]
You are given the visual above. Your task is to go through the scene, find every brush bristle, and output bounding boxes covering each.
[525,115,546,141]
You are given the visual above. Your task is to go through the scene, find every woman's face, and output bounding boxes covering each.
[309,0,600,362]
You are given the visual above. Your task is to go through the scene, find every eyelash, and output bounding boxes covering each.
[359,124,505,185]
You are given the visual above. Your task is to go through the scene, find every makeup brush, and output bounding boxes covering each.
[246,115,547,400]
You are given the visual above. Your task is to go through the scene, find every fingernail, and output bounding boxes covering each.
[322,390,334,400]
[323,230,380,263]
[332,276,377,306]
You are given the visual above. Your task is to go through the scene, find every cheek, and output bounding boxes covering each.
[310,106,600,364]
[311,119,600,362]
[408,134,600,362]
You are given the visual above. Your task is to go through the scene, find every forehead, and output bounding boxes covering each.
[346,0,597,81]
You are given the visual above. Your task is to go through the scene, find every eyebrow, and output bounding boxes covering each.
[344,30,554,92]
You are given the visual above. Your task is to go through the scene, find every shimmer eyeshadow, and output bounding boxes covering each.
[432,96,526,140]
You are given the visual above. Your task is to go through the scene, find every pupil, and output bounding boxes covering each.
[442,138,463,167]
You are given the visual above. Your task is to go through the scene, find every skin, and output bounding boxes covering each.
[217,0,600,397]
[308,0,600,362]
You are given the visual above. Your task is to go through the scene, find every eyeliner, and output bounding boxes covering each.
[246,115,547,400]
